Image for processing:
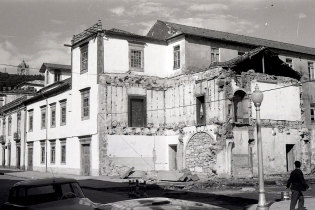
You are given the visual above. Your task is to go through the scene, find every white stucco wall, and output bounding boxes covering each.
[251,81,301,121]
[107,135,179,171]
[103,37,186,78]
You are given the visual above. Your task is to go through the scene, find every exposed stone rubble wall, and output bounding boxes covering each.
[98,67,311,177]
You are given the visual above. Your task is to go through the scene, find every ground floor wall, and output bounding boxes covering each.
[106,135,179,172]
[230,126,310,177]
[0,140,25,170]
[24,134,99,176]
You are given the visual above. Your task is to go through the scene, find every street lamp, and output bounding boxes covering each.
[252,84,269,210]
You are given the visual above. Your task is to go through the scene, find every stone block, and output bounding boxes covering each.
[156,171,184,181]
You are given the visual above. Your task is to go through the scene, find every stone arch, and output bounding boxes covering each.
[185,132,216,175]
[233,90,249,123]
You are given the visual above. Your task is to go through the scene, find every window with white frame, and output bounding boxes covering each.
[129,43,144,71]
[28,110,33,132]
[2,118,5,136]
[286,58,293,68]
[80,44,88,73]
[211,48,219,63]
[41,142,45,164]
[60,139,66,164]
[80,89,90,120]
[173,45,180,69]
[311,103,315,123]
[17,112,21,134]
[50,141,55,164]
[308,62,314,80]
[8,116,12,136]
[41,106,47,129]
[60,100,67,126]
[50,103,56,128]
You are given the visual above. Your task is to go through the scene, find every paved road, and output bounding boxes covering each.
[1,173,314,210]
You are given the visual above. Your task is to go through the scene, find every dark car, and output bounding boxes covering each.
[1,177,97,210]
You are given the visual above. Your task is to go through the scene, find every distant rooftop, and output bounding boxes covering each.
[39,63,71,73]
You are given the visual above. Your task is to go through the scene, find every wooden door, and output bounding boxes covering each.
[129,97,146,127]
[81,144,90,176]
[16,146,20,169]
[27,147,33,171]
[2,147,5,167]
[169,145,177,170]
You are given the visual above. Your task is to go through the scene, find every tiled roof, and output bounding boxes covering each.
[107,28,138,35]
[147,20,315,56]
[39,63,71,73]
[72,20,102,45]
[15,80,44,88]
[24,78,71,105]
[0,95,27,114]
[212,46,301,80]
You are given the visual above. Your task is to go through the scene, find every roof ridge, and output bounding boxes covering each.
[159,20,315,52]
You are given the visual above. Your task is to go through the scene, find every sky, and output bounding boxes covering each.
[0,0,314,74]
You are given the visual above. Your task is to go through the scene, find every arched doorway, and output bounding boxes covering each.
[185,132,216,174]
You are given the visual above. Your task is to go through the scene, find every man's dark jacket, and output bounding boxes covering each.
[286,168,309,191]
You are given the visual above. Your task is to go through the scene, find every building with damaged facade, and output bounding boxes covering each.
[1,20,315,178]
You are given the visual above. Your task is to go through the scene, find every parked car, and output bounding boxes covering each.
[0,177,98,210]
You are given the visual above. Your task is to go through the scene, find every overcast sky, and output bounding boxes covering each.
[0,0,314,74]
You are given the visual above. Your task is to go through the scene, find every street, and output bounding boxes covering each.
[1,172,314,210]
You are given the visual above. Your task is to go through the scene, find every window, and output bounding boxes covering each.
[80,89,90,120]
[41,106,47,129]
[311,103,315,123]
[60,139,66,163]
[286,58,293,68]
[54,70,61,82]
[60,100,67,126]
[50,104,56,128]
[173,45,180,69]
[129,44,144,71]
[196,96,206,125]
[28,110,33,132]
[8,116,12,136]
[308,62,314,80]
[17,112,21,134]
[46,70,49,85]
[2,118,6,136]
[80,44,88,73]
[128,96,146,127]
[50,141,55,164]
[40,142,45,164]
[0,96,4,107]
[233,90,249,124]
[211,48,219,63]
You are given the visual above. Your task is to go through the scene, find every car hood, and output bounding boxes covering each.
[96,197,227,210]
[27,198,99,210]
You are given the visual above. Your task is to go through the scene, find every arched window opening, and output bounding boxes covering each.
[233,90,249,124]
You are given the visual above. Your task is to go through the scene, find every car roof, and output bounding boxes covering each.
[12,177,78,188]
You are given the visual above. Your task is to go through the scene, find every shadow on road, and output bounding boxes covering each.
[79,179,258,210]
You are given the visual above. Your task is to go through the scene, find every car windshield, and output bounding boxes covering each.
[9,182,85,206]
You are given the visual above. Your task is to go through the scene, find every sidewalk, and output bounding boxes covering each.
[247,197,315,210]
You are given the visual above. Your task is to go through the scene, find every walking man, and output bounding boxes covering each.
[286,160,309,210]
